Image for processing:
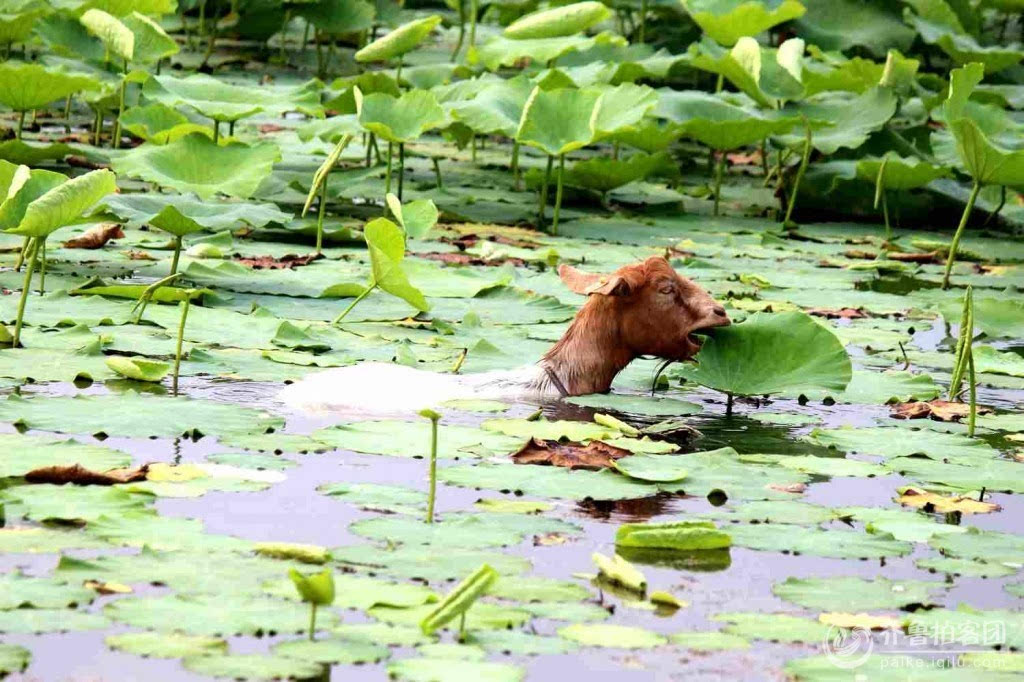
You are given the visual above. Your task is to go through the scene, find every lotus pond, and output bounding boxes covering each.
[1,1,1024,680]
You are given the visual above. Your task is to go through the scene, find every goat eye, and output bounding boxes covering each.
[659,286,674,295]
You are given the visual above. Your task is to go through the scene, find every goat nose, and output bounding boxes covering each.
[713,305,727,317]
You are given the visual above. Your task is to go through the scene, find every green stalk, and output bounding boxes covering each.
[395,59,403,87]
[782,122,812,226]
[229,120,234,137]
[94,108,103,146]
[874,154,890,240]
[130,273,182,323]
[13,236,29,271]
[385,142,393,196]
[308,603,317,641]
[713,150,726,216]
[332,284,375,325]
[551,153,565,236]
[967,345,977,438]
[458,612,466,643]
[398,142,405,202]
[638,0,647,43]
[366,133,374,168]
[426,412,439,524]
[948,285,973,400]
[942,180,982,290]
[213,121,220,143]
[983,185,1006,227]
[113,69,127,150]
[37,238,46,295]
[170,235,183,276]
[12,238,37,347]
[469,0,478,48]
[432,157,443,189]
[759,138,768,177]
[452,0,466,59]
[511,141,521,191]
[316,171,328,256]
[471,135,477,163]
[63,95,73,133]
[172,297,191,396]
[537,154,553,229]
[16,110,25,140]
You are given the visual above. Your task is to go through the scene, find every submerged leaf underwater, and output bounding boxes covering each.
[0,1,1024,681]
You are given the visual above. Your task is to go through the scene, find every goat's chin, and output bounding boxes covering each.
[676,334,704,360]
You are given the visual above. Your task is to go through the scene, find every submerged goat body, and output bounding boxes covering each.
[280,257,730,414]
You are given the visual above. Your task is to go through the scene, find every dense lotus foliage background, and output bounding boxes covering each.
[0,0,1023,680]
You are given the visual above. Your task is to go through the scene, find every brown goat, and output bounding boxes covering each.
[540,256,731,395]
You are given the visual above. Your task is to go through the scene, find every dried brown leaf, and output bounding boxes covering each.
[806,307,868,319]
[24,463,149,486]
[512,438,631,470]
[897,486,1000,514]
[63,223,125,249]
[891,399,991,422]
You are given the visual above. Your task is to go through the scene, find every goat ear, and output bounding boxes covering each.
[558,264,632,296]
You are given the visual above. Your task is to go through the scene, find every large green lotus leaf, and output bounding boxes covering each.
[822,369,940,404]
[0,434,130,476]
[740,453,884,478]
[0,393,283,438]
[855,156,949,190]
[121,11,177,64]
[0,526,110,553]
[147,204,207,237]
[0,608,108,634]
[0,572,95,609]
[439,462,663,501]
[481,417,617,441]
[84,510,252,551]
[449,78,533,137]
[472,33,624,71]
[516,87,599,156]
[372,602,527,630]
[713,613,829,644]
[364,217,430,310]
[504,1,610,39]
[359,90,446,143]
[773,576,944,611]
[562,152,669,192]
[558,623,666,649]
[0,167,67,234]
[487,576,590,603]
[938,296,1024,339]
[909,13,1023,74]
[388,196,438,240]
[888,456,1024,494]
[942,64,1024,186]
[682,0,807,46]
[930,527,1024,564]
[726,524,912,558]
[0,344,116,382]
[0,62,99,112]
[144,74,324,121]
[589,83,658,137]
[974,345,1024,377]
[810,426,997,462]
[264,574,437,610]
[685,39,774,108]
[785,654,1016,681]
[313,419,521,459]
[349,513,578,549]
[907,607,1024,649]
[960,653,1024,674]
[334,623,433,646]
[466,630,578,656]
[183,654,325,681]
[112,134,280,200]
[0,484,150,523]
[319,481,426,511]
[0,140,74,165]
[5,169,115,238]
[273,637,389,665]
[671,632,750,651]
[297,0,375,34]
[388,658,524,682]
[613,453,689,482]
[119,103,208,144]
[918,556,1018,578]
[655,91,802,150]
[355,14,441,62]
[565,392,700,416]
[777,87,897,154]
[106,594,335,636]
[795,0,914,55]
[106,632,228,659]
[332,545,530,581]
[0,644,29,675]
[678,311,851,397]
[80,9,134,62]
[701,500,836,525]
[103,193,290,230]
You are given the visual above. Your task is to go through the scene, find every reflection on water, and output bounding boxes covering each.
[856,274,941,295]
[617,546,733,573]
[576,494,680,522]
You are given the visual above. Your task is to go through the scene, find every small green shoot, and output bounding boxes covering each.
[419,563,497,641]
[288,568,335,641]
[419,408,441,524]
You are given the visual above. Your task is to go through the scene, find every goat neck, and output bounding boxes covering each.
[540,295,634,396]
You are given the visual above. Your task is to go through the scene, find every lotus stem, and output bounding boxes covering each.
[538,154,553,229]
[173,297,190,396]
[316,172,328,256]
[308,603,317,641]
[983,185,1006,227]
[551,153,565,236]
[199,0,206,35]
[113,77,126,150]
[782,121,812,226]
[398,143,405,202]
[16,110,25,140]
[713,150,726,216]
[426,412,439,524]
[458,612,466,642]
[432,157,443,189]
[452,0,466,59]
[366,133,374,167]
[13,237,29,271]
[948,287,972,401]
[302,19,311,55]
[395,59,402,87]
[725,393,733,416]
[385,142,393,197]
[638,0,647,43]
[469,0,478,48]
[64,95,73,132]
[94,108,103,146]
[942,180,981,290]
[715,73,724,93]
[875,154,891,240]
[511,141,520,191]
[37,238,46,295]
[760,138,768,177]
[213,121,219,143]
[333,284,375,325]
[471,135,477,163]
[229,120,234,137]
[170,235,183,276]
[131,273,182,323]
[12,238,37,348]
